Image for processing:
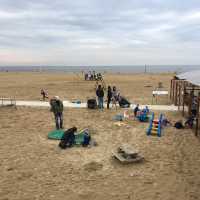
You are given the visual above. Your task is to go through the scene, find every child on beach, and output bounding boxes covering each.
[41,89,48,101]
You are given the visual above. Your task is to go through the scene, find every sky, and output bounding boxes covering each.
[0,0,200,66]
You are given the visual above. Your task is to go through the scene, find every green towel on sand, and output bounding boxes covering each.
[48,129,85,145]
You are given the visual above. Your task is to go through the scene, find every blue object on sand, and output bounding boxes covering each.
[113,114,124,121]
[72,100,81,104]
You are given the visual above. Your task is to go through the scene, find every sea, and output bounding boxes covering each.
[0,65,200,74]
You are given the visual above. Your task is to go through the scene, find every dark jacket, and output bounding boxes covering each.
[59,127,76,149]
[50,99,63,114]
[134,106,140,116]
[107,89,112,99]
[96,88,104,98]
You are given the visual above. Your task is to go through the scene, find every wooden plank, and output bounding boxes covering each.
[112,151,143,164]
[118,144,139,156]
[174,81,178,106]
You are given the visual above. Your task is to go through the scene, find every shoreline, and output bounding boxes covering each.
[0,65,199,74]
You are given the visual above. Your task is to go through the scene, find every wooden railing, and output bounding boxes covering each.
[0,97,16,107]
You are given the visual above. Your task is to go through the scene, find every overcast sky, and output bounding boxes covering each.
[0,0,200,66]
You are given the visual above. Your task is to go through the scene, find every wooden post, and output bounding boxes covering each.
[178,82,181,110]
[175,80,178,106]
[172,79,175,103]
[195,93,200,136]
[188,90,193,117]
[170,79,173,100]
[182,85,186,117]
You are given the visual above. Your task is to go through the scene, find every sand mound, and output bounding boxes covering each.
[84,161,103,171]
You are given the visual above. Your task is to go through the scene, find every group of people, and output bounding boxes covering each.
[96,85,120,109]
[84,71,103,81]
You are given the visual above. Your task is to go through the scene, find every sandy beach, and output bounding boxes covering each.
[0,72,200,200]
[0,72,172,104]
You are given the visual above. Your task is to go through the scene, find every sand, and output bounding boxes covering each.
[0,72,172,104]
[0,72,200,200]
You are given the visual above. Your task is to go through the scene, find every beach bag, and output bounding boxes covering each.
[82,133,91,146]
[174,122,184,129]
[87,99,97,109]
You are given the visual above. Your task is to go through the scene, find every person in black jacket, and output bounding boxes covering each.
[50,96,64,129]
[96,84,104,109]
[107,86,112,109]
[59,127,77,149]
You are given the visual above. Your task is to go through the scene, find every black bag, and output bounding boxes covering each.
[174,122,184,129]
[87,99,97,109]
[119,97,130,108]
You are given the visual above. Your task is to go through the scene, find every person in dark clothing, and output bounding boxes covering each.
[96,85,104,109]
[185,116,194,128]
[134,104,140,117]
[84,73,88,81]
[107,86,112,109]
[50,96,64,129]
[174,120,184,129]
[59,127,77,149]
[191,97,197,117]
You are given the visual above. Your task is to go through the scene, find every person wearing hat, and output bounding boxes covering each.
[50,96,64,129]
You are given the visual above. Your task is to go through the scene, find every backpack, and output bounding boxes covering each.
[174,122,184,129]
[82,133,91,147]
[87,99,97,109]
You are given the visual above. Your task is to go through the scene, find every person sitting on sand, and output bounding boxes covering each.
[185,116,194,128]
[59,127,77,149]
[50,96,64,130]
[174,120,184,129]
[161,117,172,127]
[41,89,48,101]
[142,106,149,114]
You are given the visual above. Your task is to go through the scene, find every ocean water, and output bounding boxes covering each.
[0,65,200,74]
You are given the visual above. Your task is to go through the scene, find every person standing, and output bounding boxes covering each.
[96,85,104,109]
[50,96,64,129]
[107,86,112,109]
[112,86,119,108]
[134,104,140,117]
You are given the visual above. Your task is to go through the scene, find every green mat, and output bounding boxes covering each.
[48,129,85,145]
[48,130,64,140]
